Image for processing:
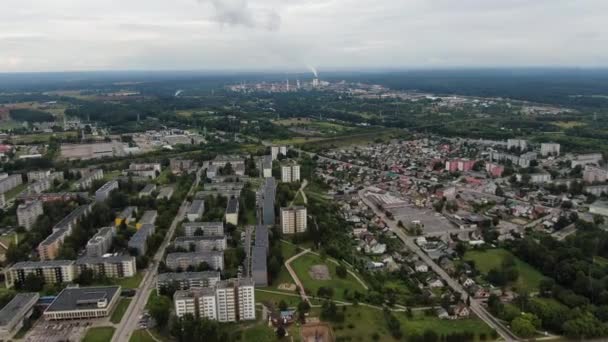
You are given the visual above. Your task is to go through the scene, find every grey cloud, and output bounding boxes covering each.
[198,0,281,30]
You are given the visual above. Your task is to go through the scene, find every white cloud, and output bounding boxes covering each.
[0,0,607,71]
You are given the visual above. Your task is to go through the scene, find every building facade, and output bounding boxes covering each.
[280,206,307,234]
[17,200,43,230]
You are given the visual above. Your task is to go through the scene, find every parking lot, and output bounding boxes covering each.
[25,320,90,342]
[391,205,455,235]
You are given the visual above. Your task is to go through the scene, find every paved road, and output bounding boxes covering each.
[359,189,519,342]
[113,168,203,342]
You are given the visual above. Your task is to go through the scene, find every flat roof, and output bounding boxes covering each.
[254,225,268,248]
[226,197,239,214]
[46,286,120,312]
[157,271,220,282]
[76,255,134,265]
[0,293,39,326]
[188,200,205,214]
[251,246,267,272]
[12,260,74,269]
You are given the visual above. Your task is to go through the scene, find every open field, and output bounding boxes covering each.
[553,121,587,129]
[328,305,494,342]
[291,252,366,301]
[463,248,547,292]
[82,326,116,342]
[110,298,132,324]
[10,131,78,144]
[0,120,23,130]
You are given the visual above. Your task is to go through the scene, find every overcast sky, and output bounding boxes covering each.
[1,0,607,72]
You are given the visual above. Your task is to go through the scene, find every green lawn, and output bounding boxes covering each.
[110,298,132,324]
[328,305,494,342]
[239,323,276,342]
[463,248,547,292]
[82,327,116,342]
[4,183,27,200]
[103,170,122,181]
[291,252,366,301]
[129,330,158,342]
[110,272,144,289]
[255,289,321,308]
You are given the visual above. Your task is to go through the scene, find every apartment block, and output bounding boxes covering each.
[85,227,114,257]
[281,163,301,182]
[183,221,224,237]
[73,169,103,190]
[0,174,23,194]
[75,255,137,278]
[173,278,255,322]
[187,200,205,222]
[225,197,239,226]
[156,271,221,294]
[5,260,75,288]
[139,184,157,198]
[136,210,158,229]
[128,223,155,256]
[17,200,43,230]
[165,251,224,271]
[95,180,119,202]
[280,206,307,234]
[173,235,227,253]
[583,165,608,184]
[540,143,561,156]
[271,146,287,160]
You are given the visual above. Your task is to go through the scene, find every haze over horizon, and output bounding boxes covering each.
[2,0,608,73]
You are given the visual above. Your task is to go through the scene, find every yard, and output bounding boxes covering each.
[111,272,144,289]
[110,298,132,324]
[463,248,547,292]
[328,305,494,342]
[82,326,116,342]
[291,252,366,301]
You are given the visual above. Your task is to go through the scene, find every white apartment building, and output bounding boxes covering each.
[280,206,307,234]
[507,139,527,151]
[281,164,301,183]
[174,278,255,322]
[17,201,43,231]
[270,146,287,160]
[540,143,561,156]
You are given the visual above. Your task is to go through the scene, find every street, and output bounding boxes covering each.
[112,167,203,342]
[359,189,519,342]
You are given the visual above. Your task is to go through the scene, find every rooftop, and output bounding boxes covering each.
[157,271,220,282]
[11,260,74,269]
[46,286,120,312]
[0,293,39,326]
[226,197,239,214]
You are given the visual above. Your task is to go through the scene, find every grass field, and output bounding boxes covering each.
[110,298,132,324]
[129,329,158,342]
[291,252,366,301]
[553,121,586,129]
[10,131,77,144]
[0,120,23,130]
[239,322,276,341]
[98,272,144,289]
[327,305,493,342]
[82,327,116,342]
[4,183,27,200]
[463,248,546,292]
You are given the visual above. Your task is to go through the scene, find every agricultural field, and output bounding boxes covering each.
[291,252,366,301]
[463,248,547,292]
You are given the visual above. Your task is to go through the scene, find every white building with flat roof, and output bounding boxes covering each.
[540,143,561,156]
